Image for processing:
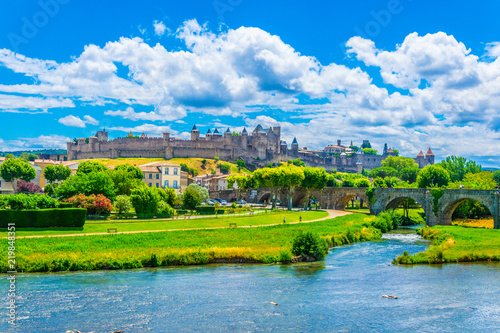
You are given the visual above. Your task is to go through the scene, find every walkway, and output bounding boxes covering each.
[17,210,351,239]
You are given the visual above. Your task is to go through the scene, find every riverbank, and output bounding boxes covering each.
[393,225,500,264]
[1,213,381,273]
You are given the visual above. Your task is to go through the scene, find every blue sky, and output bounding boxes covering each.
[0,0,499,166]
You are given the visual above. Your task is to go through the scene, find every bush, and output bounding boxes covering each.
[372,210,400,233]
[196,206,216,215]
[157,201,174,218]
[66,194,113,215]
[57,202,74,209]
[1,193,57,210]
[16,180,43,194]
[130,187,159,217]
[44,182,59,196]
[291,231,328,260]
[114,195,133,214]
[183,187,202,210]
[0,208,86,228]
[354,178,370,188]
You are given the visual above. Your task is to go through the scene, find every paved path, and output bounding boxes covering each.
[16,210,353,239]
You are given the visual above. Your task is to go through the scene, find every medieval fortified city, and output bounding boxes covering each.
[1,1,500,332]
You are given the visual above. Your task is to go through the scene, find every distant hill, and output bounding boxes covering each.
[0,149,66,157]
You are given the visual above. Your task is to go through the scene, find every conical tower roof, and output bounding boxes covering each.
[226,128,231,133]
[292,137,298,144]
[192,125,198,131]
[207,128,212,134]
[242,127,247,134]
[417,151,425,157]
[426,148,434,156]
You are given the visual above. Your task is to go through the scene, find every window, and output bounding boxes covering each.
[173,180,178,189]
[149,183,152,187]
[173,168,178,175]
[0,180,2,187]
[164,180,169,188]
[156,183,159,188]
[156,174,159,179]
[149,174,152,179]
[165,168,169,175]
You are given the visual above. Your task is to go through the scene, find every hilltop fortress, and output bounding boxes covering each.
[66,126,434,172]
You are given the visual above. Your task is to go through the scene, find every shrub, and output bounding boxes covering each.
[57,202,74,208]
[183,187,202,210]
[157,201,174,218]
[0,208,86,228]
[66,194,113,215]
[354,178,370,188]
[196,206,216,215]
[291,231,328,260]
[16,180,43,194]
[130,187,159,217]
[44,182,59,196]
[114,195,133,214]
[2,193,57,210]
[372,210,400,233]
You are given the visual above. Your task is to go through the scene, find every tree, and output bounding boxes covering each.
[288,158,305,167]
[182,187,202,210]
[301,167,328,209]
[19,152,38,161]
[16,180,43,194]
[185,184,209,201]
[108,169,145,196]
[354,178,370,187]
[44,164,72,193]
[370,167,398,179]
[235,159,246,171]
[114,195,133,214]
[455,171,497,190]
[55,171,117,200]
[349,145,359,152]
[383,176,399,188]
[417,165,451,188]
[362,148,378,155]
[0,158,36,192]
[217,162,231,175]
[438,156,482,182]
[372,177,387,188]
[400,167,419,183]
[280,165,305,211]
[130,187,160,216]
[326,174,339,187]
[5,153,15,159]
[76,161,108,175]
[253,168,279,209]
[227,174,248,201]
[381,156,418,173]
[113,164,143,179]
[493,170,500,185]
[155,187,176,207]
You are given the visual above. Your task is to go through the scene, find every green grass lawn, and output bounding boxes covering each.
[394,225,500,264]
[0,210,329,237]
[0,213,380,273]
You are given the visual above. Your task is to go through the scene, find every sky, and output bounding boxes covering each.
[0,0,499,166]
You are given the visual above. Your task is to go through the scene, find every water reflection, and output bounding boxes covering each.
[278,262,326,277]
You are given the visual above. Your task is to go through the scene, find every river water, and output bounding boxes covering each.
[2,227,500,332]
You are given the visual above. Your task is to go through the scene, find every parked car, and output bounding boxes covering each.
[213,198,222,203]
[221,200,227,206]
[237,200,246,205]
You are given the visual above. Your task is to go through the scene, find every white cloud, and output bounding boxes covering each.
[1,134,71,151]
[58,114,99,127]
[107,123,177,135]
[153,20,167,36]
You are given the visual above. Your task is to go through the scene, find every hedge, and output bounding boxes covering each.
[195,206,226,215]
[58,202,74,209]
[0,209,86,228]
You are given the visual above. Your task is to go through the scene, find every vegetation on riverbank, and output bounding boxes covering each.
[393,226,500,264]
[0,213,382,273]
[0,210,328,237]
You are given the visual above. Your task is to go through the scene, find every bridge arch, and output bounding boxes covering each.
[439,196,495,226]
[256,192,271,203]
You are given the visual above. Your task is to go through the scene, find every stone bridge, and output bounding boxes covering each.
[210,187,500,229]
[370,188,499,229]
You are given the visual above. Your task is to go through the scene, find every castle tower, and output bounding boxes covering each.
[213,128,222,138]
[163,132,170,143]
[96,129,108,142]
[224,128,232,144]
[356,159,363,174]
[425,148,435,165]
[191,125,200,141]
[280,140,287,155]
[291,137,299,155]
[241,128,248,148]
[416,151,425,168]
[383,143,388,155]
[206,128,212,140]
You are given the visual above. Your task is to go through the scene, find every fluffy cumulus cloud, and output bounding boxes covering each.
[1,134,71,151]
[58,115,99,128]
[1,21,500,160]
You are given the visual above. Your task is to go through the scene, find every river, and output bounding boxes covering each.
[2,227,500,332]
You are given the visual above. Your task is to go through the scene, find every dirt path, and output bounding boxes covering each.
[17,210,353,239]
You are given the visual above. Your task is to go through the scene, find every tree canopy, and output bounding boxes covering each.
[438,156,482,182]
[417,165,451,188]
[55,171,117,200]
[381,156,418,172]
[0,158,37,191]
[44,164,72,184]
[76,161,108,175]
[362,148,378,155]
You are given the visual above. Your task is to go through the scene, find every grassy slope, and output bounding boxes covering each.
[89,157,250,175]
[394,225,500,264]
[1,214,381,273]
[0,211,328,237]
